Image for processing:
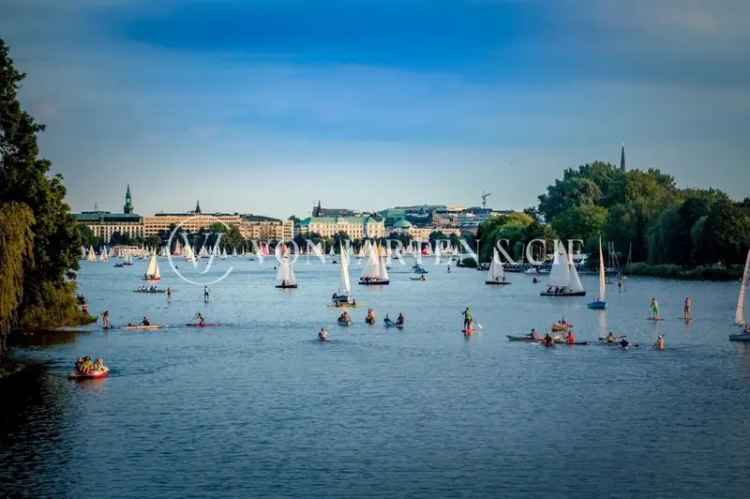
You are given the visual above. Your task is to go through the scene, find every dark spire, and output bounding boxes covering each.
[620,144,626,171]
[123,184,133,214]
[195,200,202,214]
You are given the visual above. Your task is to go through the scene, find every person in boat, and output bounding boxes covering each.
[655,335,665,350]
[384,314,393,326]
[744,323,750,334]
[365,309,376,325]
[195,312,205,326]
[204,286,210,302]
[527,328,540,340]
[683,297,692,320]
[395,313,405,327]
[101,310,111,329]
[606,331,617,343]
[318,328,328,342]
[93,358,105,371]
[447,266,451,273]
[566,329,576,345]
[650,297,660,319]
[543,333,554,347]
[620,338,630,349]
[338,311,350,323]
[462,306,473,331]
[167,287,172,300]
[142,316,151,326]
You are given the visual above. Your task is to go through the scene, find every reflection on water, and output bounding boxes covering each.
[2,259,750,498]
[9,330,81,347]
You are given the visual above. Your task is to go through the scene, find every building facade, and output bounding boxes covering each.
[143,202,242,236]
[75,211,144,242]
[74,186,144,243]
[300,215,385,239]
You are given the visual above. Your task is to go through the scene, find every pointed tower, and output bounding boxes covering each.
[195,200,202,214]
[620,144,626,171]
[123,184,134,214]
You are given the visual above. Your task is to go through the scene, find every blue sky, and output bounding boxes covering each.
[2,0,748,218]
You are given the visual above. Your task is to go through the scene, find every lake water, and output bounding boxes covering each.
[2,257,750,498]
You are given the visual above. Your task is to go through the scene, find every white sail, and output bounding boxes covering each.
[360,242,380,279]
[338,244,352,295]
[378,244,389,281]
[329,245,335,257]
[276,256,297,286]
[547,243,571,288]
[144,254,160,280]
[184,244,196,264]
[568,258,584,293]
[598,237,606,301]
[737,249,750,325]
[487,248,505,282]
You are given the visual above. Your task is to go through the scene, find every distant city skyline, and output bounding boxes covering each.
[2,1,749,219]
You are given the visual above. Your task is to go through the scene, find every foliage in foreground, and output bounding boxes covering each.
[0,39,86,362]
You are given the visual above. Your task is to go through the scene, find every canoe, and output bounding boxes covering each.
[122,324,161,331]
[185,323,220,328]
[540,291,586,297]
[729,333,750,342]
[68,367,109,380]
[409,277,426,281]
[485,281,511,285]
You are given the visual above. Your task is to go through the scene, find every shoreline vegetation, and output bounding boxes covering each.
[1,39,93,366]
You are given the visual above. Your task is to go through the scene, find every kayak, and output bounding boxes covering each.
[598,338,640,348]
[185,323,220,328]
[507,335,538,342]
[122,324,161,331]
[68,367,109,380]
[409,277,427,281]
[729,333,750,342]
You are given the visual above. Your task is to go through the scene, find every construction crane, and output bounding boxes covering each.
[481,192,491,209]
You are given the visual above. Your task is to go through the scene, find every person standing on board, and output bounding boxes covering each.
[203,286,210,303]
[683,297,692,320]
[650,297,660,320]
[101,310,111,329]
[462,306,473,331]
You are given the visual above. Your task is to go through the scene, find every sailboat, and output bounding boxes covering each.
[86,246,97,262]
[485,248,510,285]
[730,249,750,341]
[144,254,161,281]
[359,241,389,285]
[540,243,585,296]
[588,237,607,309]
[332,244,355,305]
[275,245,298,289]
[183,244,196,265]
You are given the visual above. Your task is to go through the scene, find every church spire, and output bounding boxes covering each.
[195,200,202,214]
[123,184,133,214]
[620,143,626,171]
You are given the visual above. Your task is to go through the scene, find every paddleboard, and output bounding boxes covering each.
[122,324,161,331]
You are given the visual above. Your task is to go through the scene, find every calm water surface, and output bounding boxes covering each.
[2,257,750,498]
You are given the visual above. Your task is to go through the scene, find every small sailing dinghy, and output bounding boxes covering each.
[144,254,161,281]
[332,244,356,306]
[540,243,585,297]
[730,249,750,342]
[359,241,389,285]
[588,237,607,309]
[485,248,510,285]
[275,245,298,289]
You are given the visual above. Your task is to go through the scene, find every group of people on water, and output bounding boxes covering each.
[75,356,106,374]
[135,285,161,293]
[337,309,405,328]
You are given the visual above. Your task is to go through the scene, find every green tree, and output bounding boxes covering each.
[0,39,84,341]
[0,203,34,359]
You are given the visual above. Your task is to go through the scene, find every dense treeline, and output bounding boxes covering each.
[477,161,750,270]
[0,39,90,362]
